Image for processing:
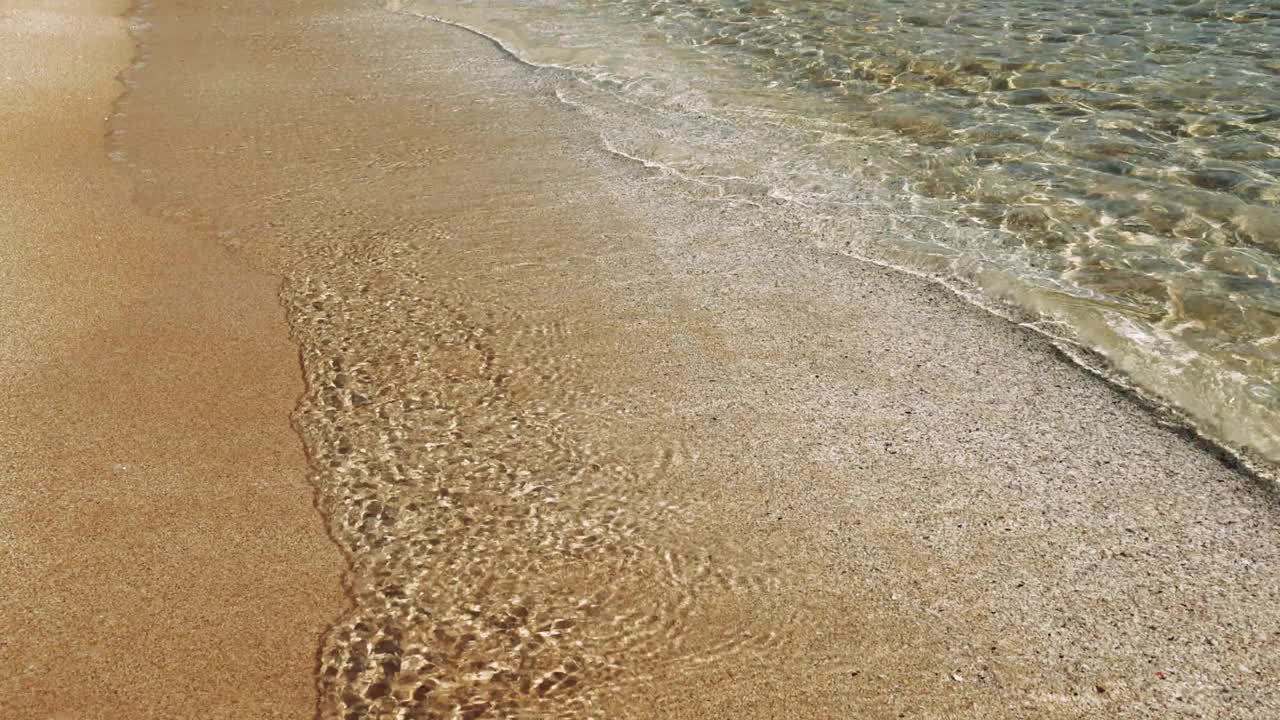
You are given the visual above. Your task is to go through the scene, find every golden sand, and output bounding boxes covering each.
[4,0,1278,717]
[0,2,344,717]
[106,0,1280,717]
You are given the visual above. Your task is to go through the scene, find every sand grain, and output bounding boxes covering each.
[0,2,345,718]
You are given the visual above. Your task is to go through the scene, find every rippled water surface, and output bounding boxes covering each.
[402,0,1280,467]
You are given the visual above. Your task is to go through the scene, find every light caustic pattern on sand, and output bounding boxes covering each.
[280,226,779,718]
[109,4,799,718]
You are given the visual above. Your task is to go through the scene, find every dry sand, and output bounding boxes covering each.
[3,0,1278,718]
[0,2,345,717]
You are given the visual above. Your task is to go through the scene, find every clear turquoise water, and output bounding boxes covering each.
[398,0,1280,468]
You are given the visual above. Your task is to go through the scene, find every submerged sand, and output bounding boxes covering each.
[3,0,1278,718]
[0,2,344,717]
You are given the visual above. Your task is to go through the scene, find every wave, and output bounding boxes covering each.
[389,1,1280,480]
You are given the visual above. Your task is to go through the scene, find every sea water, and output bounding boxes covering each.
[397,0,1280,468]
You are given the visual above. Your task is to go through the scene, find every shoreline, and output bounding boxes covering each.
[0,2,345,717]
[114,0,1280,716]
[403,0,1280,473]
[410,12,1280,485]
[5,0,1278,717]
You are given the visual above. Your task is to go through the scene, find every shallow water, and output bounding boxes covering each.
[108,3,913,716]
[401,0,1280,467]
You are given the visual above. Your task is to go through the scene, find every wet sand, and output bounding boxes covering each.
[5,0,1279,718]
[0,2,345,717]
[108,0,1280,717]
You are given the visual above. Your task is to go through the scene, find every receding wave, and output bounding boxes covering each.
[394,0,1280,470]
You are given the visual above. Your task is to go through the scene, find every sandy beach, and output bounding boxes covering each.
[3,0,1278,718]
[0,2,344,717]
